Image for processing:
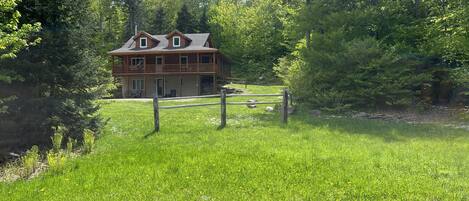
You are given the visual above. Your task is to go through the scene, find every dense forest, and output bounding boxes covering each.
[86,0,469,108]
[1,0,468,156]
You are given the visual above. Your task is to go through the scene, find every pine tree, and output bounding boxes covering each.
[123,0,144,38]
[0,0,112,148]
[152,7,168,34]
[198,7,210,33]
[175,4,195,33]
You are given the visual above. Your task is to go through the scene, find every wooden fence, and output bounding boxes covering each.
[153,89,290,132]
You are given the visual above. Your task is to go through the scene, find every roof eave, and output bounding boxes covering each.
[109,49,219,56]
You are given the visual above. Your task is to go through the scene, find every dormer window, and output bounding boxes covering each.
[173,36,181,48]
[140,37,147,48]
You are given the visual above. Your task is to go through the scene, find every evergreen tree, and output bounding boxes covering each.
[0,0,41,113]
[197,7,209,33]
[152,7,169,34]
[0,0,112,149]
[123,0,144,38]
[175,4,195,33]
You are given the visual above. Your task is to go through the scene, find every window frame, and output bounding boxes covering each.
[180,56,188,65]
[173,36,181,47]
[155,56,163,65]
[140,37,148,48]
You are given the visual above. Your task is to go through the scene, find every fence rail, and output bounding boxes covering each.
[153,89,289,132]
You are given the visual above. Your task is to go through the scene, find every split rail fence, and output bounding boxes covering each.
[153,89,290,132]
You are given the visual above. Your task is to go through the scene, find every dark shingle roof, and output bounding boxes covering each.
[109,33,218,55]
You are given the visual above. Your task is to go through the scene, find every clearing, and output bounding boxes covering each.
[1,84,468,200]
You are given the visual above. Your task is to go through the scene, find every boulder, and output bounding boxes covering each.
[265,106,274,112]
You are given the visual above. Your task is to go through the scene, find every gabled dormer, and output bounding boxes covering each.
[166,30,192,49]
[133,31,159,49]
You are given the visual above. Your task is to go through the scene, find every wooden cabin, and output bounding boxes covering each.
[109,30,231,98]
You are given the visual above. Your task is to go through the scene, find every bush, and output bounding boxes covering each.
[21,145,40,178]
[83,129,95,154]
[51,126,65,153]
[66,137,77,154]
[46,151,66,173]
[278,34,428,110]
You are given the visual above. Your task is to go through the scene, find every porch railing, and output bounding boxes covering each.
[113,63,217,74]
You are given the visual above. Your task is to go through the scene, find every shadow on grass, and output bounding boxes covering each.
[143,130,158,139]
[289,112,469,142]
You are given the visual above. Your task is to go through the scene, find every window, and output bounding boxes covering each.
[132,79,144,90]
[140,37,147,48]
[130,57,144,70]
[131,57,144,66]
[200,55,210,64]
[173,36,181,47]
[156,56,163,65]
[180,56,188,64]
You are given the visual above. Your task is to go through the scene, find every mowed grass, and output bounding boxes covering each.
[1,84,469,200]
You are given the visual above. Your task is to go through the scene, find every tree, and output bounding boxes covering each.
[0,0,40,113]
[123,0,144,38]
[197,7,209,33]
[211,0,287,81]
[151,7,169,34]
[175,4,195,33]
[0,0,112,150]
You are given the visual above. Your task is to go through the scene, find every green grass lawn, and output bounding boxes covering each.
[1,85,469,200]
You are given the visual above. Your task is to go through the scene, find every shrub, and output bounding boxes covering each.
[83,129,95,154]
[47,151,66,173]
[21,145,40,178]
[66,137,77,154]
[279,35,427,110]
[51,126,65,153]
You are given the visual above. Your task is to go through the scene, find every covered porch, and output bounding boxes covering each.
[117,74,216,98]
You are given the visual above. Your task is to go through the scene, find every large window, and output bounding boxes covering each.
[132,79,144,90]
[140,37,147,48]
[173,36,181,47]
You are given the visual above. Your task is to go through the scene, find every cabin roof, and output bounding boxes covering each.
[109,33,217,55]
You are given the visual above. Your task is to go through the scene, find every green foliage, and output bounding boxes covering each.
[83,129,95,154]
[0,0,112,152]
[175,4,196,33]
[197,7,209,33]
[278,0,469,109]
[66,137,76,154]
[51,127,65,153]
[0,0,41,60]
[20,145,39,178]
[150,7,170,34]
[46,151,66,173]
[210,0,287,81]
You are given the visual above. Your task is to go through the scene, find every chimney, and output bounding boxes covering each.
[134,25,138,36]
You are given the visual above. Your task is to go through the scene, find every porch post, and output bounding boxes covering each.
[197,52,200,72]
[212,52,216,72]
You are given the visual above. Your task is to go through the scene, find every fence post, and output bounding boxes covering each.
[220,89,227,128]
[282,89,289,124]
[153,95,160,132]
